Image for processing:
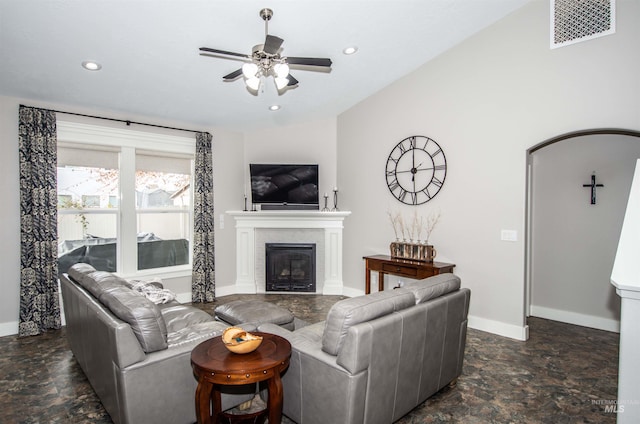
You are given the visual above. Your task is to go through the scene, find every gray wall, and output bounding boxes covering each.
[336,0,640,339]
[530,134,640,331]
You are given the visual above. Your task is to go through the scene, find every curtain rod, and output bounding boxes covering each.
[22,105,209,136]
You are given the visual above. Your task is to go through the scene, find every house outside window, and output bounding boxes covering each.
[56,121,195,278]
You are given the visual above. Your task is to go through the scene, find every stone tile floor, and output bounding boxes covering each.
[0,294,619,423]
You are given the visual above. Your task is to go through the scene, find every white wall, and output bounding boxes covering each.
[337,0,640,340]
[530,134,640,332]
[0,95,244,335]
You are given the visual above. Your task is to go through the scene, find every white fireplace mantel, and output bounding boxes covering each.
[227,210,351,295]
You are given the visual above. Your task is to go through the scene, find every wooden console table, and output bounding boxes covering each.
[363,255,455,294]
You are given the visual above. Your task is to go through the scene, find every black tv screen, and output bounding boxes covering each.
[250,164,319,208]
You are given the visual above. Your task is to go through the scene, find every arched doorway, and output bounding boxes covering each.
[525,129,640,332]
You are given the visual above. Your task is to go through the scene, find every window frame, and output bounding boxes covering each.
[57,121,196,279]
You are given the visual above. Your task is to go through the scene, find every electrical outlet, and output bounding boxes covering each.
[219,214,225,229]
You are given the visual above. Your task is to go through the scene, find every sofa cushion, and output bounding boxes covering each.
[403,274,461,304]
[161,303,215,333]
[322,290,415,356]
[215,300,295,329]
[88,271,131,299]
[67,262,97,281]
[100,286,168,353]
[68,263,130,300]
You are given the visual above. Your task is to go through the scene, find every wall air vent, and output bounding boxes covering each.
[551,0,616,49]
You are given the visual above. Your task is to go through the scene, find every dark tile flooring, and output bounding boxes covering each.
[0,294,619,423]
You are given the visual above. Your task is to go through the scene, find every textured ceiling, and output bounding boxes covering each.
[0,0,529,131]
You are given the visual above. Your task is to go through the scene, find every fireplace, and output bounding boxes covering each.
[266,243,316,292]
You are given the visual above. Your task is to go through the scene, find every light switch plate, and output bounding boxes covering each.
[501,229,517,241]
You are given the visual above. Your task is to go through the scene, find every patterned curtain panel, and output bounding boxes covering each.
[192,132,215,302]
[18,106,60,337]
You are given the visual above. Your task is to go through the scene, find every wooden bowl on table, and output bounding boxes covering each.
[221,327,263,354]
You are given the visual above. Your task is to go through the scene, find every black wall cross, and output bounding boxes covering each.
[583,173,604,205]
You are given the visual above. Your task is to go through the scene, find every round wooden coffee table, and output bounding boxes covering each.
[191,332,291,424]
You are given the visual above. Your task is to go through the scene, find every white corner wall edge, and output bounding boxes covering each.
[530,305,620,333]
[610,158,640,423]
[468,315,529,341]
[0,321,18,337]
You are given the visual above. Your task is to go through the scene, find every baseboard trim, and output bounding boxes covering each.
[0,321,19,337]
[214,286,238,298]
[342,287,362,298]
[468,315,529,341]
[530,305,620,333]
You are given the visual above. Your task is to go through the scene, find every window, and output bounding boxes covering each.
[56,122,195,278]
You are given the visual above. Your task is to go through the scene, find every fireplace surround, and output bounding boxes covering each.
[227,210,350,295]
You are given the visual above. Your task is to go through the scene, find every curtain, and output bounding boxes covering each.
[18,106,60,337]
[192,132,215,302]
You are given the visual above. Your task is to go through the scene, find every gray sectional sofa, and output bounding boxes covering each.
[59,263,255,424]
[258,273,471,424]
[61,262,469,424]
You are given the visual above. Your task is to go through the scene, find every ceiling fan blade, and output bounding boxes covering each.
[199,47,250,59]
[286,57,332,67]
[263,35,284,55]
[287,73,299,87]
[223,69,243,80]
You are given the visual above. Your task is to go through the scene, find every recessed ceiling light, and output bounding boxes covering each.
[82,61,102,71]
[342,46,358,55]
[269,105,281,111]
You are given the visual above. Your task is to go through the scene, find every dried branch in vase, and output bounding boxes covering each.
[423,210,441,244]
[397,214,406,241]
[387,211,401,241]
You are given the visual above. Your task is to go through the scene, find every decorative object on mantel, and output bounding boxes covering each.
[322,193,330,211]
[582,172,604,205]
[331,187,339,211]
[388,210,440,262]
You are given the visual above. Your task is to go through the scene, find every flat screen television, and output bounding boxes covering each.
[250,164,319,210]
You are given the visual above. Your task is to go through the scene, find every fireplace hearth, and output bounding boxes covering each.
[266,243,316,292]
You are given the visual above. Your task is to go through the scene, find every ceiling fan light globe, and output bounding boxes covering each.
[242,63,259,79]
[246,77,261,91]
[274,63,290,78]
[275,77,289,90]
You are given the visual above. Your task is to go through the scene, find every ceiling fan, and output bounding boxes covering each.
[199,8,332,94]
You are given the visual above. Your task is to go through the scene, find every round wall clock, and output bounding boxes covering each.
[385,135,447,205]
